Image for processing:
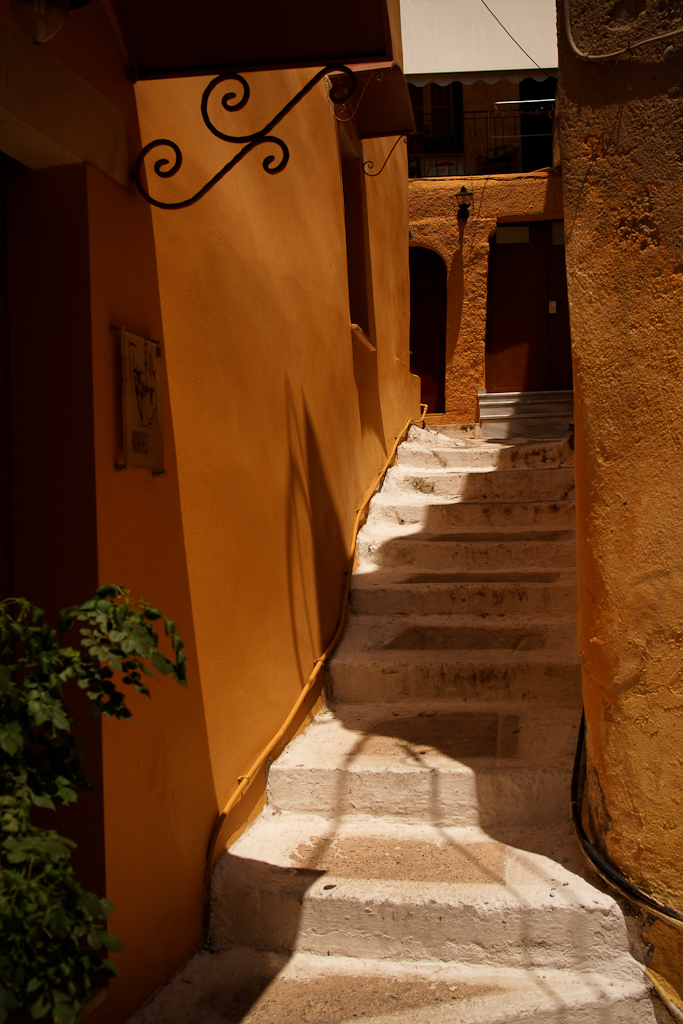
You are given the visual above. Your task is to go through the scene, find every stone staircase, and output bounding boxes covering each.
[478,390,574,440]
[131,426,661,1024]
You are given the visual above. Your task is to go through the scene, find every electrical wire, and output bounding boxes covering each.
[564,0,683,60]
[571,711,683,932]
[478,0,543,70]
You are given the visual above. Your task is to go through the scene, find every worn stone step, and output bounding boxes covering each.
[381,466,575,503]
[329,648,581,705]
[365,497,576,533]
[268,704,581,826]
[350,567,576,617]
[128,947,658,1024]
[357,528,576,571]
[211,823,632,973]
[335,612,576,653]
[397,440,573,472]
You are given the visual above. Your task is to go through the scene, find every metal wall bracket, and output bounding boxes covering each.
[134,66,356,209]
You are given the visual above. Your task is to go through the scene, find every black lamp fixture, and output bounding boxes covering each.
[10,0,90,45]
[456,184,473,222]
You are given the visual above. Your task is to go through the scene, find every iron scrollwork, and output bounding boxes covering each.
[363,135,407,177]
[134,65,356,210]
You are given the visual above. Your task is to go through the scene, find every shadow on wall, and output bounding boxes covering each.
[408,246,447,414]
[282,380,348,682]
[352,333,386,453]
[217,383,350,850]
[446,226,465,398]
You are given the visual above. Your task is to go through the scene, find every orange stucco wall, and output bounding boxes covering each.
[133,63,419,835]
[558,0,683,1004]
[0,4,418,1019]
[409,170,563,421]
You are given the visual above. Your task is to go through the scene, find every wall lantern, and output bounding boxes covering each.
[456,185,473,222]
[11,0,90,45]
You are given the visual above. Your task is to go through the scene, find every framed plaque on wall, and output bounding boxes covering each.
[117,328,164,473]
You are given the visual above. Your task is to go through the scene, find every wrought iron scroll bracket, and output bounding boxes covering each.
[134,66,356,210]
[363,135,407,177]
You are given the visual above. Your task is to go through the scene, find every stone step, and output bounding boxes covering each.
[129,947,657,1024]
[329,645,581,705]
[211,816,633,974]
[397,445,570,472]
[357,527,576,571]
[398,433,573,472]
[350,567,576,617]
[365,497,576,533]
[268,704,581,826]
[477,393,574,442]
[482,416,574,441]
[334,612,577,652]
[480,389,573,407]
[381,466,575,503]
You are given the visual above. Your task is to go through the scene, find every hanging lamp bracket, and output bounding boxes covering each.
[134,66,356,210]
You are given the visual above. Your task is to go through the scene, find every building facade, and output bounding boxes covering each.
[0,1,419,1019]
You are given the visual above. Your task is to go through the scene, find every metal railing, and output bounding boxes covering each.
[408,101,555,179]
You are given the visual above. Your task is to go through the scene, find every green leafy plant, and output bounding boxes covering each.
[0,585,187,1024]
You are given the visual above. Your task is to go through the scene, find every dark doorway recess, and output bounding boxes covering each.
[409,247,447,413]
[485,220,572,394]
[0,157,11,599]
[519,77,557,172]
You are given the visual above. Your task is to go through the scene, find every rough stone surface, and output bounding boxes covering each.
[558,0,683,1000]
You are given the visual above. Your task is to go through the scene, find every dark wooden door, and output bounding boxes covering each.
[485,220,572,393]
[409,246,447,412]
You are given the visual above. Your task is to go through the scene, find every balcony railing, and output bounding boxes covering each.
[408,101,555,179]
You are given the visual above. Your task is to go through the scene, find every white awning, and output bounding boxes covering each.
[399,0,558,79]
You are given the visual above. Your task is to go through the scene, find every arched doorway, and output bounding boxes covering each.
[409,246,447,413]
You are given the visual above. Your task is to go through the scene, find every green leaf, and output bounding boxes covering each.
[164,618,174,636]
[52,999,77,1024]
[98,959,118,978]
[0,721,24,756]
[152,651,173,675]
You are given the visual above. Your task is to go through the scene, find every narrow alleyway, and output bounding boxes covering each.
[132,427,661,1023]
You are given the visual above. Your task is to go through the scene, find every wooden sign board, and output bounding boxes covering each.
[118,328,164,472]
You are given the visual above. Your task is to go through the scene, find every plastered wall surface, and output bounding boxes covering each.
[134,66,418,825]
[126,67,417,1013]
[0,3,419,1019]
[0,2,213,1018]
[558,0,683,997]
[409,170,563,421]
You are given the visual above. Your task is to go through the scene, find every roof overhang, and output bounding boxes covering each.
[112,0,398,80]
[406,69,557,87]
[330,63,415,139]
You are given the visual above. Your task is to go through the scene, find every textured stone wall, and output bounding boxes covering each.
[558,0,683,1001]
[409,170,563,421]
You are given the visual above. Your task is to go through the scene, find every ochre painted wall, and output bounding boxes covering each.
[0,4,418,1020]
[0,3,212,1017]
[133,65,419,853]
[558,0,683,1004]
[409,170,563,421]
